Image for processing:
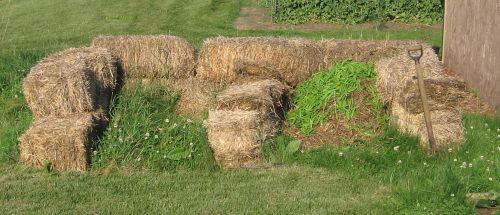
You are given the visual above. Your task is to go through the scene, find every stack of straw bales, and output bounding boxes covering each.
[375,45,470,146]
[92,35,197,79]
[205,79,289,167]
[20,47,117,171]
[197,37,324,86]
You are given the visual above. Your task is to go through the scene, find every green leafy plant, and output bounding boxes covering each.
[266,0,443,24]
[287,60,377,134]
[262,135,302,164]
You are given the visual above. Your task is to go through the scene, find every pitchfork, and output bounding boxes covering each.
[408,45,437,153]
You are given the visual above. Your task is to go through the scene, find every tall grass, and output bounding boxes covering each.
[93,83,218,171]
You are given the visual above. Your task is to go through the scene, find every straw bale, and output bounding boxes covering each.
[319,39,418,68]
[375,45,455,106]
[205,110,279,168]
[92,35,197,79]
[399,78,470,114]
[205,79,289,167]
[163,77,212,118]
[391,102,464,147]
[18,112,107,172]
[197,37,324,86]
[216,79,289,114]
[23,47,117,118]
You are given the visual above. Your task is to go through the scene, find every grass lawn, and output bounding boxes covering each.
[0,0,498,214]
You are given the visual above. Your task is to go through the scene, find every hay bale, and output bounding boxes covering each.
[163,77,212,118]
[23,47,117,118]
[197,37,324,86]
[319,39,417,68]
[391,102,464,147]
[399,79,470,114]
[375,45,455,106]
[92,35,197,79]
[216,79,289,113]
[18,112,106,172]
[205,110,278,168]
[206,79,289,167]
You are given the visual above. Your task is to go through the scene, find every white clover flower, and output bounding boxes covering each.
[489,177,493,181]
[154,135,159,139]
[338,152,344,156]
[398,160,402,164]
[468,163,473,168]
[144,136,149,140]
[145,132,150,137]
[375,151,379,154]
[450,193,455,197]
[156,150,159,153]
[453,158,458,162]
[460,162,467,169]
[165,118,170,123]
[14,94,18,98]
[497,128,500,132]
[189,142,194,146]
[470,126,474,129]
[448,148,453,153]
[137,157,141,161]
[173,123,178,128]
[163,155,167,159]
[93,150,97,155]
[423,162,428,166]
[113,123,118,128]
[497,135,500,139]
[480,155,484,160]
[393,146,400,151]
[485,123,489,127]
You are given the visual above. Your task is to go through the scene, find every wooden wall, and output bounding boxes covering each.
[443,0,500,111]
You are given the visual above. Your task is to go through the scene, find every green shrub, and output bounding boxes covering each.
[268,0,443,24]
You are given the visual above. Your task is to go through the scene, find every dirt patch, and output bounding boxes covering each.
[235,6,442,32]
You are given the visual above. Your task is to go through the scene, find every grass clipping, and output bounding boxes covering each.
[286,60,383,147]
[19,112,106,172]
[206,79,289,167]
[197,37,324,86]
[23,47,117,118]
[92,35,197,79]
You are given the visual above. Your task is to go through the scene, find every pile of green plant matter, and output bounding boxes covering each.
[261,0,443,24]
[287,60,380,135]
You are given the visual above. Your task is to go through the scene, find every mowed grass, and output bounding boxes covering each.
[0,0,498,214]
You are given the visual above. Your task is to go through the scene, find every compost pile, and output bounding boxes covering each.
[19,35,490,171]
